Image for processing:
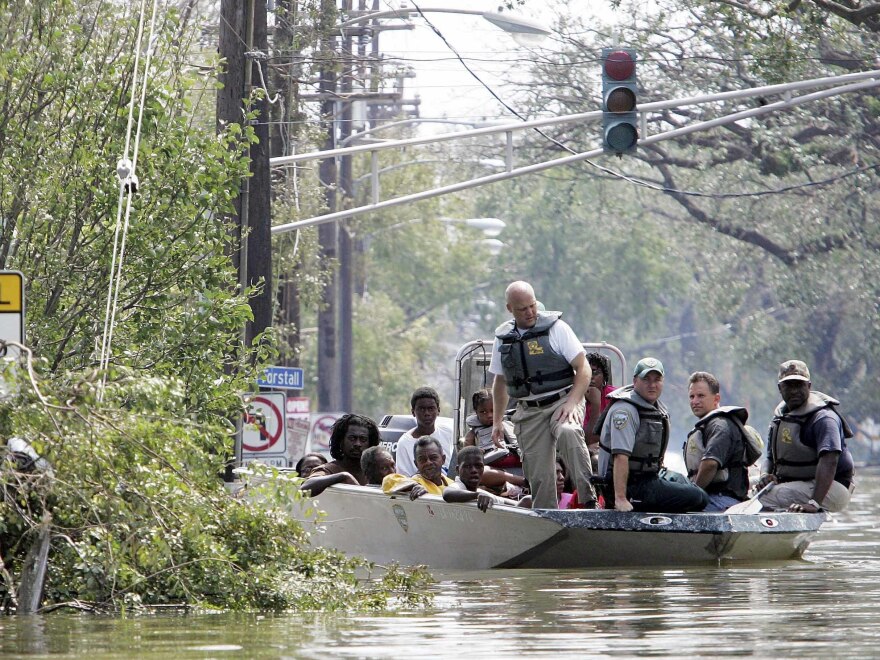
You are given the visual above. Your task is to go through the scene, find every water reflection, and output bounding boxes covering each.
[1,470,879,658]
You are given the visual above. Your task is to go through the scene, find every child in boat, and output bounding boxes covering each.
[464,389,521,470]
[444,446,518,511]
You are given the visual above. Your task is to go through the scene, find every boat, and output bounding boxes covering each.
[264,340,829,569]
[287,484,826,569]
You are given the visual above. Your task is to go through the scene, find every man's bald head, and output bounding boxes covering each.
[505,281,538,329]
[505,281,535,304]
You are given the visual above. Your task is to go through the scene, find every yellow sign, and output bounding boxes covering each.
[0,272,22,313]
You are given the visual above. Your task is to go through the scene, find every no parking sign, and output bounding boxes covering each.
[240,392,287,467]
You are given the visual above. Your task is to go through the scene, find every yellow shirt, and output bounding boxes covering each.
[382,473,454,496]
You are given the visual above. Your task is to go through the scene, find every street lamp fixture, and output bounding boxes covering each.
[441,217,506,238]
[338,8,551,43]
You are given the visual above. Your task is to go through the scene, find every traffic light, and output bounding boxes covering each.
[601,48,638,154]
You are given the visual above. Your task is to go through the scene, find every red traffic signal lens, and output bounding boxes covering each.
[606,87,636,113]
[604,50,635,81]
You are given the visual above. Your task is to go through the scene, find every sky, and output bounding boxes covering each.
[364,0,614,129]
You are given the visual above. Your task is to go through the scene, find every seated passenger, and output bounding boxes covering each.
[584,352,617,463]
[395,386,454,477]
[302,414,380,495]
[360,446,397,486]
[295,452,327,478]
[382,436,455,500]
[444,446,515,511]
[464,388,521,470]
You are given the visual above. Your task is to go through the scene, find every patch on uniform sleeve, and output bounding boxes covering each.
[612,410,629,430]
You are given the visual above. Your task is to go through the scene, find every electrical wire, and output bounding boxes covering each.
[407,0,880,201]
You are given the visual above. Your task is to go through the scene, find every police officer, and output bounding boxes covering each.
[758,360,855,513]
[489,281,596,509]
[684,371,750,511]
[596,357,708,513]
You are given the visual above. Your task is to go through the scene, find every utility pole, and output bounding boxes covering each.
[272,0,302,368]
[338,0,356,413]
[317,0,342,411]
[217,0,272,349]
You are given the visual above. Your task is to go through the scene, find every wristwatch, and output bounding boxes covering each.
[807,498,824,511]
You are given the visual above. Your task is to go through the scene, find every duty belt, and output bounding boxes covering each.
[521,387,572,408]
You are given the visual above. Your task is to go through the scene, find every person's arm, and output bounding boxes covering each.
[692,420,727,489]
[554,352,591,423]
[692,459,720,489]
[492,373,509,446]
[463,429,477,447]
[612,454,632,512]
[443,487,501,512]
[584,385,602,444]
[801,451,839,511]
[301,472,359,497]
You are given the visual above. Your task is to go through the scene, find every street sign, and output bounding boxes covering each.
[0,271,24,358]
[257,365,304,390]
[240,392,288,467]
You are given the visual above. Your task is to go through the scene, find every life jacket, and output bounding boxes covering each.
[596,385,669,476]
[684,406,760,483]
[769,391,853,481]
[465,414,520,467]
[495,312,575,398]
[466,413,496,452]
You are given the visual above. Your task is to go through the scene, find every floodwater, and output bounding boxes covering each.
[2,470,879,659]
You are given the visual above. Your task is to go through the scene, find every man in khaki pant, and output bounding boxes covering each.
[489,281,596,509]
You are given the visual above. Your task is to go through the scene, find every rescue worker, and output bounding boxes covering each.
[757,360,855,513]
[489,281,596,509]
[684,371,750,511]
[596,357,708,513]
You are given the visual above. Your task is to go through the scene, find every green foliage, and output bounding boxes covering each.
[0,0,433,613]
[0,374,433,612]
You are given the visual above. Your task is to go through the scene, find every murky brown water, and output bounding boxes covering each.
[2,469,879,658]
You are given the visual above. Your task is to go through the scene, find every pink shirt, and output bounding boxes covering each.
[583,384,617,433]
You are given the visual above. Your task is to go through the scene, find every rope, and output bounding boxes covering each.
[98,0,161,399]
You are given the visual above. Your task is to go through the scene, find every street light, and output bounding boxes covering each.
[338,8,551,43]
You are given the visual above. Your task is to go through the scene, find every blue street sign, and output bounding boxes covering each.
[257,366,304,390]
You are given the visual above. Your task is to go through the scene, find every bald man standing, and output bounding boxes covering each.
[489,281,596,509]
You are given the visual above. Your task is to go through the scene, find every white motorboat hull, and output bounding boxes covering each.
[289,485,825,569]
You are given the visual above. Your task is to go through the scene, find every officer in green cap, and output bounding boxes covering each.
[595,357,708,512]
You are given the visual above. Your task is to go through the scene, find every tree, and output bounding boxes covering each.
[0,0,431,612]
[501,0,880,425]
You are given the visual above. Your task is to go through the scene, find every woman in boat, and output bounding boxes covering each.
[583,352,617,468]
[295,452,327,478]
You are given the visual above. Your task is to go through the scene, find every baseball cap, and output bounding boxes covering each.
[633,357,664,379]
[777,360,811,383]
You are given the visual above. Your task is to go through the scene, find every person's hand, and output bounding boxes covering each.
[476,492,495,512]
[756,474,778,490]
[409,485,427,500]
[491,424,506,446]
[615,497,634,512]
[340,472,359,486]
[553,398,578,424]
[789,500,821,513]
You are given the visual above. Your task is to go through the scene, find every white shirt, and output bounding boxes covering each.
[488,318,584,400]
[395,422,454,477]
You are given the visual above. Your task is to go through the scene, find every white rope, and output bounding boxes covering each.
[99,0,148,384]
[98,0,161,398]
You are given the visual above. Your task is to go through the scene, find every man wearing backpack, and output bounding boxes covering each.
[756,359,855,513]
[684,371,761,511]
